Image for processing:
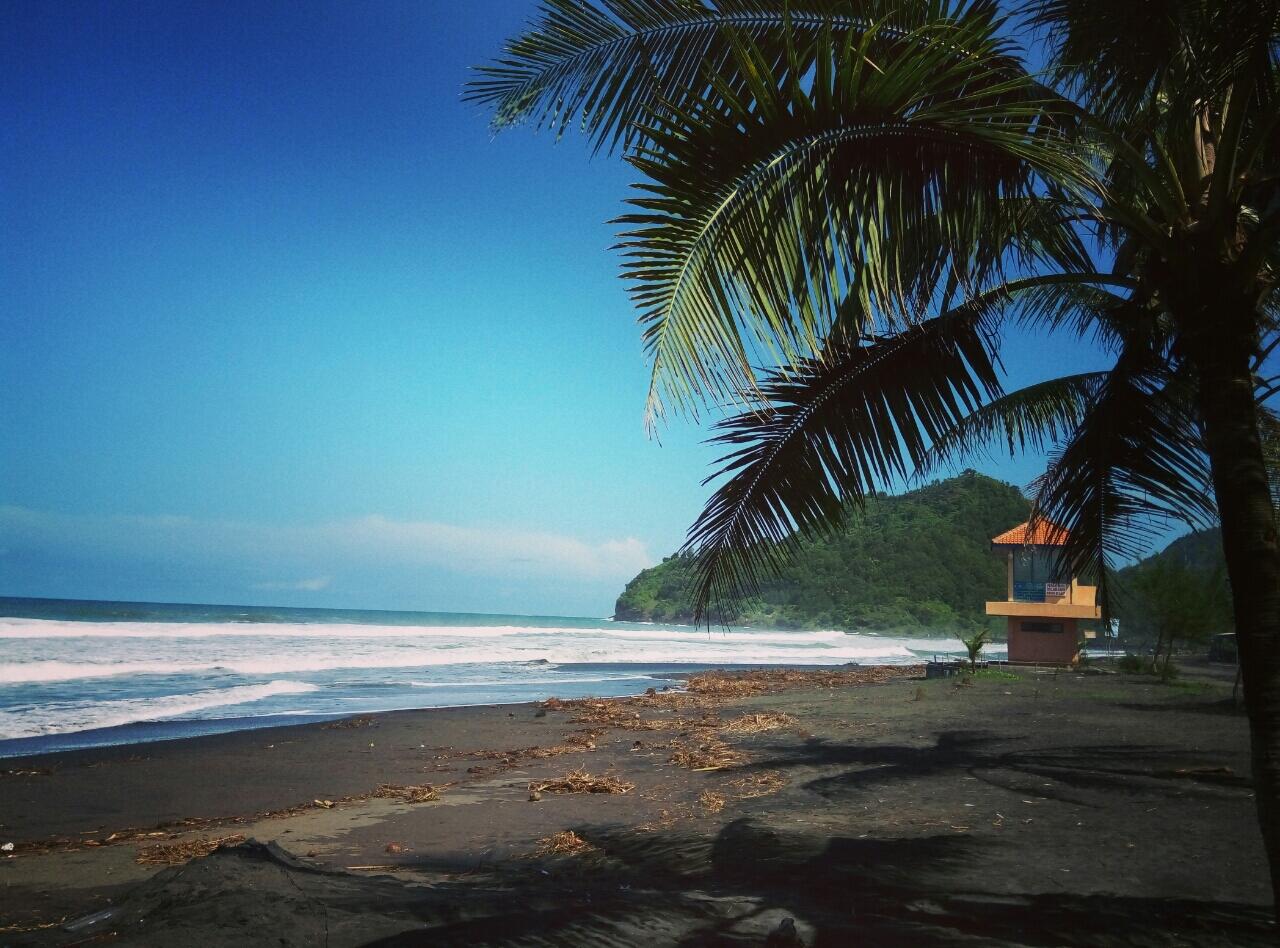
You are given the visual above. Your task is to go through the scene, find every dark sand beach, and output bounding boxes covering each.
[0,664,1272,946]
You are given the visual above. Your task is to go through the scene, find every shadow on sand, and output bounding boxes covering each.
[23,731,1270,947]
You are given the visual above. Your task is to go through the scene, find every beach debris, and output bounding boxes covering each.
[322,716,375,730]
[720,711,797,734]
[1169,765,1235,778]
[313,799,335,808]
[384,841,408,854]
[0,915,67,934]
[1,842,13,852]
[1,767,52,777]
[529,830,598,857]
[725,770,788,799]
[528,789,543,802]
[373,783,440,803]
[134,834,246,866]
[563,728,604,748]
[529,768,633,796]
[687,665,917,698]
[669,737,746,771]
[345,864,410,872]
[699,790,726,813]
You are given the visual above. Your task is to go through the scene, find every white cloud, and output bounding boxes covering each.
[0,506,654,586]
[252,576,332,592]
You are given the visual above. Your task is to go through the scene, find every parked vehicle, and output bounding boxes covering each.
[1208,633,1238,664]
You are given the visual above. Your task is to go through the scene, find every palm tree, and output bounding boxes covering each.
[471,0,1280,904]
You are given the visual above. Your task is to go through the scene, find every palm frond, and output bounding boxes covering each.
[621,17,1084,425]
[681,305,1001,623]
[1259,405,1280,509]
[1009,274,1153,352]
[1027,0,1280,124]
[915,371,1106,478]
[467,0,1014,153]
[1028,347,1215,617]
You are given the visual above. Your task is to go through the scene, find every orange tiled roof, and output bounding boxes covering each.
[990,520,1069,546]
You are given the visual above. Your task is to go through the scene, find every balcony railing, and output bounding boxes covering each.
[1012,581,1072,603]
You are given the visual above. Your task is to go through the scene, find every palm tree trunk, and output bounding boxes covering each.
[1192,324,1280,909]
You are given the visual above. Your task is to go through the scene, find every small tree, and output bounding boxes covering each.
[960,628,991,672]
[1123,559,1231,680]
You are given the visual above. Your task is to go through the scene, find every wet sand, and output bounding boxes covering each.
[0,664,1272,946]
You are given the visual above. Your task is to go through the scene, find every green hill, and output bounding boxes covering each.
[1113,528,1233,647]
[615,471,1031,632]
[1120,528,1225,575]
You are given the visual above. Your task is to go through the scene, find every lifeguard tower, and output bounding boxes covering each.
[985,521,1101,665]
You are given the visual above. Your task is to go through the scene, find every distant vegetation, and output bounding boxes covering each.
[1113,529,1233,670]
[615,472,1029,633]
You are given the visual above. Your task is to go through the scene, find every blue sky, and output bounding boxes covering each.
[0,1,1116,616]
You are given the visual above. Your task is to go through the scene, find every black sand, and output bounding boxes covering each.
[0,664,1272,946]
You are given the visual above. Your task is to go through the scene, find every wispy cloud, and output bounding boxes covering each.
[252,576,332,592]
[0,506,654,590]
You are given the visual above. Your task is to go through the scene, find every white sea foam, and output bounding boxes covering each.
[0,680,318,739]
[0,619,867,645]
[0,614,1001,744]
[0,617,981,685]
[0,639,941,683]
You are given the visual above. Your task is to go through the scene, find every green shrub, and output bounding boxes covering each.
[1116,654,1146,674]
[960,628,991,670]
[974,668,1019,681]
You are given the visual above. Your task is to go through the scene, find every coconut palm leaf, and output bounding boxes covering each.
[620,18,1084,425]
[1029,348,1215,615]
[681,303,1001,622]
[466,0,1017,154]
[914,371,1106,478]
[1027,0,1280,124]
[1260,406,1280,509]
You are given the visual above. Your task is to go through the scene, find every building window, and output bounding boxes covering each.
[1021,621,1064,634]
[1011,550,1072,602]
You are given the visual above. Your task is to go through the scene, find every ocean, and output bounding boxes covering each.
[0,597,995,757]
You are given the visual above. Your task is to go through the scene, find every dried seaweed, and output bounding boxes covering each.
[373,783,441,803]
[0,917,65,934]
[719,711,798,734]
[323,716,376,730]
[135,834,246,866]
[669,738,746,771]
[529,829,598,857]
[699,790,726,813]
[563,729,605,748]
[725,770,788,799]
[687,666,919,697]
[529,768,633,795]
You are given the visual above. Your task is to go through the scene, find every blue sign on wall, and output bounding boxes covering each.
[1013,581,1045,602]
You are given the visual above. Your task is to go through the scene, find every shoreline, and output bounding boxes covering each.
[0,661,938,760]
[2,663,1271,945]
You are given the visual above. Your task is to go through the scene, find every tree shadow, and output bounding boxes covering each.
[34,828,1270,947]
[740,730,1249,806]
[1117,699,1247,718]
[364,817,1273,946]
